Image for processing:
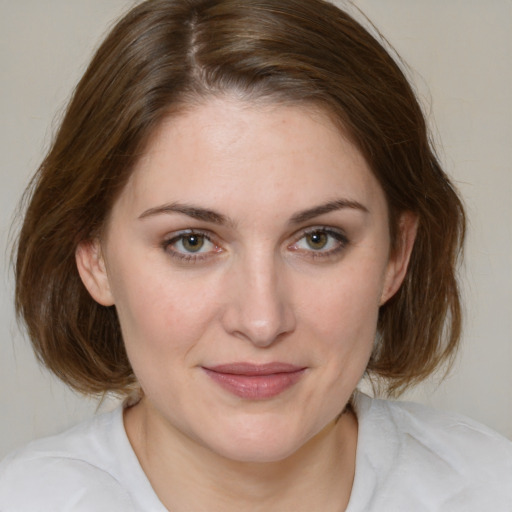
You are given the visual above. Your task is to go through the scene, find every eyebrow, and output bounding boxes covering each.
[138,198,368,226]
[289,199,369,224]
[138,203,228,225]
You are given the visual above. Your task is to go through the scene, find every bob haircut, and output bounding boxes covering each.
[15,0,465,397]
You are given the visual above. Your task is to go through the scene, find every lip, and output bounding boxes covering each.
[202,363,306,400]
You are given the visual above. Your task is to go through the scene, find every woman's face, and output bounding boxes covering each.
[78,97,412,462]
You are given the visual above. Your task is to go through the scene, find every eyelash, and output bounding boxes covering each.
[161,227,349,264]
[289,227,349,260]
[162,230,220,263]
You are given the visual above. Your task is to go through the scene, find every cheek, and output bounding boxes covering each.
[109,274,217,401]
[107,254,224,359]
[303,262,384,338]
[297,255,386,381]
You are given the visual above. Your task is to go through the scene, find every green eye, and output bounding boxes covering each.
[291,228,348,257]
[305,231,329,250]
[181,234,205,252]
[167,232,215,256]
[163,230,222,263]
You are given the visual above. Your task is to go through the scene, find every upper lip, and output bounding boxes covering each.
[204,362,305,376]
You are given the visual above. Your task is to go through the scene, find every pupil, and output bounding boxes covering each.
[308,232,327,249]
[183,235,204,252]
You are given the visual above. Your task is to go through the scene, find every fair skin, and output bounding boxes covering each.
[77,96,416,511]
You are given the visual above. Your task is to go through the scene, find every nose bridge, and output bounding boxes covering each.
[223,248,295,347]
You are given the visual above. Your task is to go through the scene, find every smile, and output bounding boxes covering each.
[202,363,306,400]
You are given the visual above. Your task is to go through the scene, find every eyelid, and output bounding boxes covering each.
[164,228,212,244]
[161,225,349,264]
[162,229,223,262]
[291,225,348,242]
[288,226,349,257]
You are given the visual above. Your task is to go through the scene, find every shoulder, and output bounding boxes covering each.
[367,394,512,465]
[0,408,137,512]
[350,392,512,510]
[354,391,512,455]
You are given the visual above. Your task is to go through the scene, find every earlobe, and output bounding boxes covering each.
[380,212,418,305]
[75,239,115,306]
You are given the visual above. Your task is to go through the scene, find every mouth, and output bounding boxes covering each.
[202,362,307,400]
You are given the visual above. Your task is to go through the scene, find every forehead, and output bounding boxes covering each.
[114,96,386,221]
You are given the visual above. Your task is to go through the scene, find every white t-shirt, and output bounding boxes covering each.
[1,393,511,511]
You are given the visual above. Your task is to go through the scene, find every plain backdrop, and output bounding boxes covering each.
[1,0,511,459]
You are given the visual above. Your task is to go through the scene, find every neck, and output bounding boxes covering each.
[124,399,358,512]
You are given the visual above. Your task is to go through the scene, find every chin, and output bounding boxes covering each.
[215,440,301,464]
[201,415,315,464]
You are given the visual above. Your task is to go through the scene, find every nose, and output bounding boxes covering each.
[221,253,296,347]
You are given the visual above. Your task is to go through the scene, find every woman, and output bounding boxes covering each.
[1,0,511,510]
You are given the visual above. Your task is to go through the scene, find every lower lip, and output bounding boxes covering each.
[202,368,305,400]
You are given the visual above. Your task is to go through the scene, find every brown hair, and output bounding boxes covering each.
[15,0,465,397]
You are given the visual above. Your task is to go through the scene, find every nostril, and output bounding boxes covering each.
[220,259,296,347]
[223,302,297,348]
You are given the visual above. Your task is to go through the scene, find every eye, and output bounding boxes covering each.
[163,230,222,261]
[289,228,348,257]
[175,233,210,253]
[303,231,330,250]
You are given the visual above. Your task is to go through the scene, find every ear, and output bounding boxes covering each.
[380,212,418,305]
[75,239,115,306]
